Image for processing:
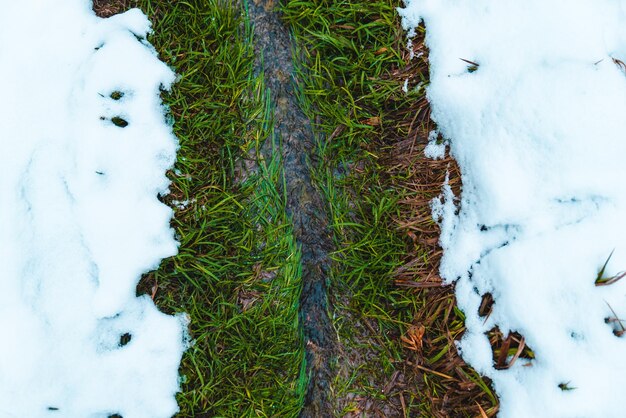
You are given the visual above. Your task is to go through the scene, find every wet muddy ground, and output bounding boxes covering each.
[248,1,337,415]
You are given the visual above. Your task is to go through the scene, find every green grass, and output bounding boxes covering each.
[135,1,306,416]
[281,0,431,414]
[102,0,500,416]
[282,1,499,416]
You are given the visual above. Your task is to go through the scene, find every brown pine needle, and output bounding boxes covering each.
[476,402,489,418]
[459,58,479,66]
[415,364,455,380]
[606,301,626,336]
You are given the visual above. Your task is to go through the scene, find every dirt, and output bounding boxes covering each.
[92,0,133,17]
[247,1,337,416]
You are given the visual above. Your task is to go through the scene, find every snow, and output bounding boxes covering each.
[400,0,626,416]
[402,78,409,93]
[0,1,187,417]
[424,130,445,160]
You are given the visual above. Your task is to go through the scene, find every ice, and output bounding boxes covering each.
[0,1,186,417]
[400,0,626,416]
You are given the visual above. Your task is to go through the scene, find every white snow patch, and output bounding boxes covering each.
[402,78,409,93]
[401,0,626,416]
[0,1,187,417]
[424,130,445,160]
[172,199,194,210]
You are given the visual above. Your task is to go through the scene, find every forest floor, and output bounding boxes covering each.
[93,0,498,416]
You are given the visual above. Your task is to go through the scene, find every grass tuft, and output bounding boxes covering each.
[130,1,306,415]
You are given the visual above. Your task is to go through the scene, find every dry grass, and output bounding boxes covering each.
[92,0,134,17]
[383,28,500,417]
[93,1,502,415]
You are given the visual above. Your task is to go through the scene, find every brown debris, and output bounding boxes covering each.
[595,271,626,287]
[488,328,535,370]
[605,302,626,337]
[613,57,626,73]
[237,289,262,312]
[401,324,426,353]
[478,293,494,319]
[387,25,499,417]
[92,0,134,17]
